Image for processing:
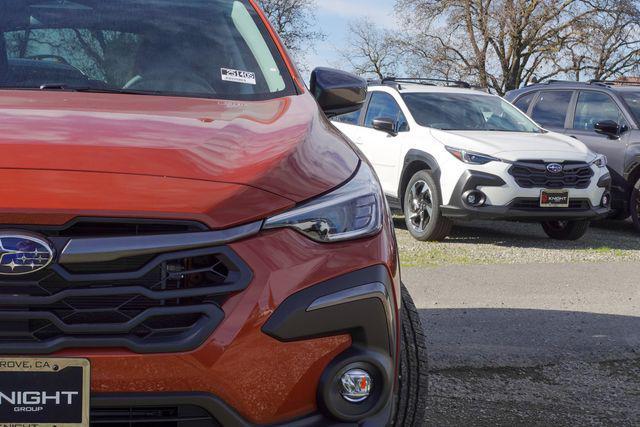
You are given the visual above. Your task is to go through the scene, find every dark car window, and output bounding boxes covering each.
[621,91,640,124]
[531,91,573,129]
[333,109,362,125]
[402,92,541,132]
[364,92,409,132]
[0,0,295,101]
[573,91,627,131]
[513,92,536,113]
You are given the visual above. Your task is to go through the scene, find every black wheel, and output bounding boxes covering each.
[403,170,452,241]
[393,284,428,426]
[631,178,640,233]
[541,219,590,240]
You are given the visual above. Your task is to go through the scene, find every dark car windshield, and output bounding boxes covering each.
[621,92,640,124]
[0,0,296,100]
[402,92,542,133]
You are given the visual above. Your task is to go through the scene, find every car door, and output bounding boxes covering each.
[529,90,575,133]
[357,91,411,196]
[566,90,630,178]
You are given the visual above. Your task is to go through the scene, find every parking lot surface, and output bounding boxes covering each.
[400,219,640,425]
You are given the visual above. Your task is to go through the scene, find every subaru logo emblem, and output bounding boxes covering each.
[0,233,54,275]
[547,163,563,174]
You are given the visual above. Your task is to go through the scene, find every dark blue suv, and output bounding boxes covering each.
[506,81,640,232]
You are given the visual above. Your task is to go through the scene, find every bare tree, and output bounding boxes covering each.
[566,0,640,81]
[395,0,640,94]
[338,18,399,79]
[67,30,139,86]
[257,0,324,68]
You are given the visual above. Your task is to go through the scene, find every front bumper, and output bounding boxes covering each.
[90,391,395,426]
[90,262,398,426]
[441,201,611,221]
[441,170,611,221]
[53,225,399,426]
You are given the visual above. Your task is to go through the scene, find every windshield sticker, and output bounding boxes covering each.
[221,68,257,85]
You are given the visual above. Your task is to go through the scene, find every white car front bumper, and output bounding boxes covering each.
[439,159,611,221]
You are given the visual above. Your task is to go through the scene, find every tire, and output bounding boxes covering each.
[541,219,590,240]
[609,209,630,221]
[403,170,452,241]
[393,284,429,426]
[631,178,640,233]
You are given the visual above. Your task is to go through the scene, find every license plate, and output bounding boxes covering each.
[540,189,570,208]
[0,358,90,426]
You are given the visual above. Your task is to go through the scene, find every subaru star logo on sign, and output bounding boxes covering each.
[0,233,54,275]
[546,163,564,174]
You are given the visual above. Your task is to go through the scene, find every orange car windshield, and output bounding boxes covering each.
[0,0,296,100]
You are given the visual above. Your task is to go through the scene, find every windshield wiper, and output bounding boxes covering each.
[39,83,78,91]
[38,83,164,96]
[76,87,165,96]
[39,83,216,98]
[29,83,216,99]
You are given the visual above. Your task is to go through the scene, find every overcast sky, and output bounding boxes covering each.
[306,0,398,72]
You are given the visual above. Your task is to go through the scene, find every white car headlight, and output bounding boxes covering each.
[446,146,499,165]
[263,162,384,242]
[591,154,608,168]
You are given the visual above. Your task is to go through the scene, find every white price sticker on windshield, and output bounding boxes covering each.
[221,68,256,85]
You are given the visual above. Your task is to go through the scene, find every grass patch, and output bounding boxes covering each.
[584,246,628,257]
[400,246,476,267]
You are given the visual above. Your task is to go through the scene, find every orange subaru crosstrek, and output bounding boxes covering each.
[0,1,427,426]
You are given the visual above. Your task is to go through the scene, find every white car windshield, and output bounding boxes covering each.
[402,93,543,133]
[0,0,296,100]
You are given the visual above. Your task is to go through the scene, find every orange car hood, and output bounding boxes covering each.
[0,91,358,228]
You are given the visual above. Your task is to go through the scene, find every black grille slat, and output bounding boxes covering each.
[63,254,157,274]
[509,161,594,189]
[0,228,251,354]
[0,305,218,334]
[91,405,219,427]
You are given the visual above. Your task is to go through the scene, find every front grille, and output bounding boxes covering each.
[511,198,591,210]
[91,405,219,426]
[0,220,252,354]
[509,161,594,189]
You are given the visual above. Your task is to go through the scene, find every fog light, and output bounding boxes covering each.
[462,190,486,207]
[340,369,372,403]
[601,192,611,207]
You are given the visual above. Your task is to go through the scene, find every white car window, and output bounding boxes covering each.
[364,92,409,132]
[402,93,541,132]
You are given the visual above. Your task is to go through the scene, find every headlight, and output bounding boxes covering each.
[446,146,499,165]
[592,154,608,168]
[263,162,384,242]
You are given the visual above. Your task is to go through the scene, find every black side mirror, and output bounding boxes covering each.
[310,67,367,117]
[594,120,621,139]
[372,117,397,136]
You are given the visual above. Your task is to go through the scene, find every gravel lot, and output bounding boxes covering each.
[399,218,640,426]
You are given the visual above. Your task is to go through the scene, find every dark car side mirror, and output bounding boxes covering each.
[310,67,367,118]
[594,120,622,139]
[372,117,397,136]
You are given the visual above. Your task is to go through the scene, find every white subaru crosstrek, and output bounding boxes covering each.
[332,78,612,241]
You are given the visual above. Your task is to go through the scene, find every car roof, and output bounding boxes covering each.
[507,81,640,98]
[369,83,493,97]
[610,86,640,93]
